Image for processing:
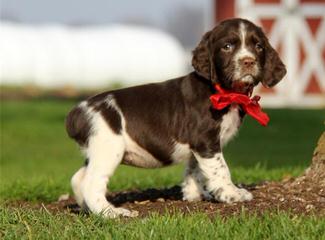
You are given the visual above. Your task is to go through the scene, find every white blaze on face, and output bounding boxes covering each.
[233,22,257,82]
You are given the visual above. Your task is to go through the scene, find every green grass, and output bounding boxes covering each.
[0,100,324,239]
[1,209,324,240]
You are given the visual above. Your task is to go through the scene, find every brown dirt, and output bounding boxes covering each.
[5,178,325,218]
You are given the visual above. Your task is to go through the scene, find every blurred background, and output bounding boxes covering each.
[1,0,324,107]
[0,0,324,201]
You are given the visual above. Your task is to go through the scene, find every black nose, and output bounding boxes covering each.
[241,57,256,67]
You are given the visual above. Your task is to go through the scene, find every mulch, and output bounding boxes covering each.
[5,176,325,218]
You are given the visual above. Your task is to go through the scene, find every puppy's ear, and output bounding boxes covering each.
[192,31,217,82]
[262,36,287,88]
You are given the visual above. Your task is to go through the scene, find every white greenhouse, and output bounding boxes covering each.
[0,22,187,88]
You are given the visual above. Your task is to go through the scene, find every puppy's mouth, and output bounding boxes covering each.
[231,80,254,96]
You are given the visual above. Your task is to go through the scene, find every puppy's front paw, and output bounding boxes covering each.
[182,177,203,202]
[115,207,139,218]
[213,186,253,203]
[103,207,139,218]
[182,187,202,202]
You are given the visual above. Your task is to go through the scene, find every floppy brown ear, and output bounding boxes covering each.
[192,31,217,82]
[262,39,287,88]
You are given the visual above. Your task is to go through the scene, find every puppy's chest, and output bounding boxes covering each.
[219,106,241,147]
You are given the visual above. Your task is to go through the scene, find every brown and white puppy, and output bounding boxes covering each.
[66,18,286,218]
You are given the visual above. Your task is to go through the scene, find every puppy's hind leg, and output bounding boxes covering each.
[81,114,138,218]
[71,166,87,208]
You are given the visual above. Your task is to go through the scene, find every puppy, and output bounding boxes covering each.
[66,18,286,218]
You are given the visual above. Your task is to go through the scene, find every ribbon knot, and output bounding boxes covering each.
[210,84,270,126]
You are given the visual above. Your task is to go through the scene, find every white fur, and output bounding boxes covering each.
[71,166,86,208]
[172,142,191,163]
[182,158,211,202]
[220,106,241,147]
[193,152,253,203]
[72,97,138,218]
[174,142,202,202]
[182,172,204,201]
[82,111,137,218]
[236,23,255,60]
[233,22,257,82]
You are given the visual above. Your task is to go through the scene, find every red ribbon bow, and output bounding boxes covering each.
[210,84,270,126]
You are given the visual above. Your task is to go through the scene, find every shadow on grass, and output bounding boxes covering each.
[66,186,183,213]
[65,183,259,213]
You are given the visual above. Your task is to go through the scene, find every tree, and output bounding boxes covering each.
[295,132,325,187]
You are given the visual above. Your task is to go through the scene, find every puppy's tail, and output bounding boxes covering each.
[65,104,91,146]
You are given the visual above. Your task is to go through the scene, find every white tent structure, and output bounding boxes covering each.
[0,22,187,88]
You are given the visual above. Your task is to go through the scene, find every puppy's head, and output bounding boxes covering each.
[192,18,286,95]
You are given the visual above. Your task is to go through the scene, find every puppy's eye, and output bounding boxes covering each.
[222,43,234,52]
[255,43,264,52]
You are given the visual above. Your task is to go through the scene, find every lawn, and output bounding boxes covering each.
[0,99,324,239]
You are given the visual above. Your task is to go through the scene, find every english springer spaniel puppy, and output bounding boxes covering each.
[66,18,286,218]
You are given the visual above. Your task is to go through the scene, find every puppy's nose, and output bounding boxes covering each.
[241,57,256,67]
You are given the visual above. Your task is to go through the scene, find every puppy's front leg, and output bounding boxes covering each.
[182,156,212,201]
[193,151,253,203]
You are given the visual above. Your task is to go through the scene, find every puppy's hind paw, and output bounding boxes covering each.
[213,186,253,203]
